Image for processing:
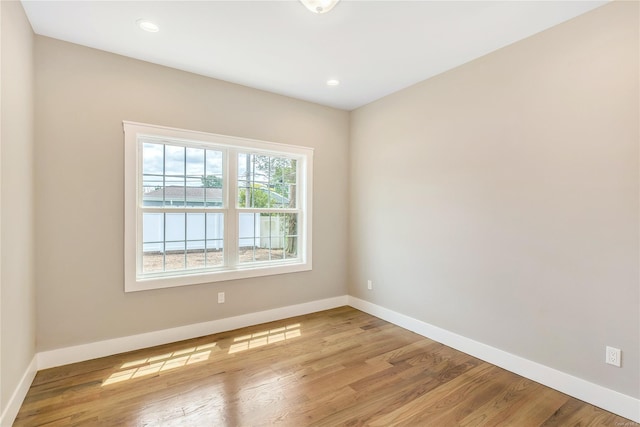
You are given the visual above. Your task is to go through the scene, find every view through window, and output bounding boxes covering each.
[124,122,313,292]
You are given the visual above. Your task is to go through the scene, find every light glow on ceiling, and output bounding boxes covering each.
[300,0,340,14]
[136,19,159,33]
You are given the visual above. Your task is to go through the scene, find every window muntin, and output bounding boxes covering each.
[238,213,298,264]
[142,142,224,208]
[124,122,313,292]
[141,212,224,274]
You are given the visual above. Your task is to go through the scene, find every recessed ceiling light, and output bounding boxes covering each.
[300,0,340,14]
[326,79,340,86]
[136,19,159,33]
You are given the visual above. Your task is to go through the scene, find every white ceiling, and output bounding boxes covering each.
[22,0,608,111]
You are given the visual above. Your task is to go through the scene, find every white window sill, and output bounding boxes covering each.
[125,260,312,292]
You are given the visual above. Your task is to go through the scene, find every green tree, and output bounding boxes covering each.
[238,186,279,208]
[253,156,296,201]
[201,175,222,188]
[251,156,297,256]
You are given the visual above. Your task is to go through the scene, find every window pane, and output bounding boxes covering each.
[206,213,224,239]
[165,145,185,176]
[165,212,185,272]
[142,143,165,206]
[185,178,204,206]
[186,147,205,176]
[280,158,297,209]
[238,213,298,263]
[165,205,186,271]
[238,212,257,240]
[206,150,223,176]
[142,143,164,175]
[205,150,223,207]
[206,213,224,267]
[206,239,224,252]
[237,153,249,208]
[143,252,164,273]
[142,213,164,273]
[165,241,185,271]
[143,213,164,246]
[166,213,185,242]
[282,213,299,259]
[237,153,296,209]
[186,148,208,207]
[142,175,164,206]
[206,241,223,266]
[204,185,223,207]
[164,176,185,207]
[186,213,204,241]
[186,250,205,269]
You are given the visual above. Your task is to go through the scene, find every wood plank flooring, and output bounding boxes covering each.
[15,307,634,426]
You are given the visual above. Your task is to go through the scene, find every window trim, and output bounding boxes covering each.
[124,121,313,292]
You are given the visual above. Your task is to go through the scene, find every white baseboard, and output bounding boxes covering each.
[38,295,348,370]
[347,296,640,423]
[0,355,37,427]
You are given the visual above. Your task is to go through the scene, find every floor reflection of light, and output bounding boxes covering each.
[103,342,217,386]
[229,323,301,354]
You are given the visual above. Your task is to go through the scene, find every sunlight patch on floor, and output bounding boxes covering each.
[229,324,301,354]
[103,342,217,386]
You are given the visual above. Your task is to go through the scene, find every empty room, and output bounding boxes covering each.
[1,0,638,425]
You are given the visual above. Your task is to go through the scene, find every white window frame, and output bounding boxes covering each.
[124,121,313,292]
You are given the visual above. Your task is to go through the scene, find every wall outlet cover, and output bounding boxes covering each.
[605,346,621,367]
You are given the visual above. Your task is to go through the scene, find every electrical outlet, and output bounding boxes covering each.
[367,280,373,290]
[605,346,621,367]
[218,292,225,304]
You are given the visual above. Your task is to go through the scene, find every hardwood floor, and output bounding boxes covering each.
[15,307,634,426]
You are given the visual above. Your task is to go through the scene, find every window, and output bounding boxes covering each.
[124,122,313,292]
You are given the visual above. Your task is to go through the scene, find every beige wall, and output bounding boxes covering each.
[34,37,350,351]
[0,0,36,411]
[349,1,639,398]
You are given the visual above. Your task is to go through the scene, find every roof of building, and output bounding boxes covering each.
[144,186,222,202]
[143,186,289,205]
